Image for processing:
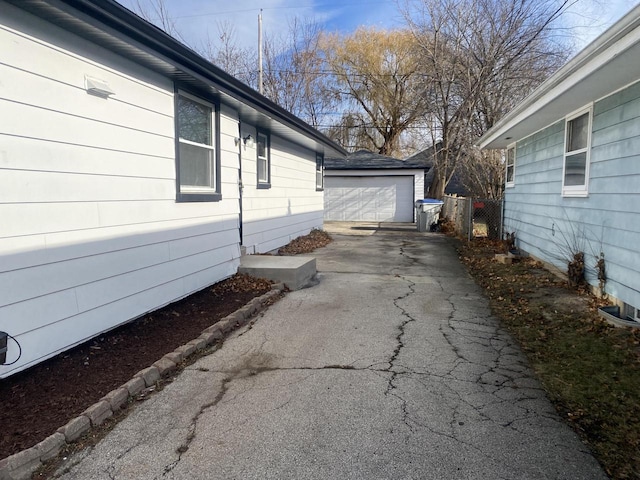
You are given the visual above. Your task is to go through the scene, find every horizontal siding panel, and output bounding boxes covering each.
[0,99,173,158]
[96,200,239,227]
[1,169,175,203]
[1,255,240,378]
[0,288,79,337]
[594,80,640,116]
[0,278,184,378]
[75,244,238,312]
[168,228,238,260]
[0,202,101,237]
[0,242,171,306]
[589,174,640,194]
[1,218,240,272]
[0,135,175,179]
[0,8,174,115]
[0,63,173,137]
[243,210,323,236]
[592,118,640,149]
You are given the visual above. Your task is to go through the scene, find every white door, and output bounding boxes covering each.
[324,175,414,222]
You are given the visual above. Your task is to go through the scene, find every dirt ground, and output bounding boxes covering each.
[0,229,332,461]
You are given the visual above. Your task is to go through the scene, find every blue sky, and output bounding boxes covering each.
[117,0,639,54]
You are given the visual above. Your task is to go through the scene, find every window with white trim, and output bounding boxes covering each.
[176,92,220,202]
[316,152,324,190]
[256,131,270,188]
[563,107,592,196]
[505,143,515,187]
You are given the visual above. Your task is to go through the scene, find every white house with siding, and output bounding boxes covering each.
[0,0,346,377]
[478,5,640,320]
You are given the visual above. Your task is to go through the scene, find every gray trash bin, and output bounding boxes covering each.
[415,199,444,232]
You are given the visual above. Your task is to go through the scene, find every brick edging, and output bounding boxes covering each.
[0,283,285,480]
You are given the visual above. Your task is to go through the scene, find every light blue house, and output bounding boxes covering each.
[478,5,640,320]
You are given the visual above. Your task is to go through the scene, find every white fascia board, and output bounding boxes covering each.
[478,4,640,150]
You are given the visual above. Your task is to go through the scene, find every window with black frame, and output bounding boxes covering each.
[176,92,220,201]
[257,131,270,188]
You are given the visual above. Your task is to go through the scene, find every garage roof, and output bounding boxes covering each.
[326,150,429,170]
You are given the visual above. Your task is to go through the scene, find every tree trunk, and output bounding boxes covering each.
[427,167,446,199]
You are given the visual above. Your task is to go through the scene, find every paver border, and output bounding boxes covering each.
[0,283,284,480]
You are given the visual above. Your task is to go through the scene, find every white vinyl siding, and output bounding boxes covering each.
[241,132,323,253]
[0,4,241,377]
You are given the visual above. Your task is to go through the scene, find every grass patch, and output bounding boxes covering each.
[458,239,640,480]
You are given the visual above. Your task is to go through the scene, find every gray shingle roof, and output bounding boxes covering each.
[325,149,430,170]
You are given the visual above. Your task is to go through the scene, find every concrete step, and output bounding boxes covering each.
[239,255,317,291]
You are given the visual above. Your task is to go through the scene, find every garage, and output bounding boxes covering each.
[324,150,427,223]
[325,175,415,222]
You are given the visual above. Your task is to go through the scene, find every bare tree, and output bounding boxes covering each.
[261,17,337,128]
[130,0,186,44]
[402,0,574,198]
[320,28,428,155]
[200,21,257,87]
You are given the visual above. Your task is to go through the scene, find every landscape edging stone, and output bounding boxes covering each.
[0,284,282,480]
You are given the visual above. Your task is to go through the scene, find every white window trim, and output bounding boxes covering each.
[562,105,592,198]
[176,91,220,200]
[505,143,516,188]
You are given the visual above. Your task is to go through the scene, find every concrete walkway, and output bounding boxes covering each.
[55,223,606,479]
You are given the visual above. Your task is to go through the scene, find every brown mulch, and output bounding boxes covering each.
[277,228,332,255]
[0,273,274,460]
[0,228,333,462]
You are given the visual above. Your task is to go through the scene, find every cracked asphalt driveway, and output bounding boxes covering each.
[55,223,607,480]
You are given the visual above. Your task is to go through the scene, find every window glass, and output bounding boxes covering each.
[564,152,587,186]
[257,132,269,184]
[566,112,589,152]
[316,153,324,190]
[506,146,515,184]
[178,95,211,146]
[177,93,216,197]
[179,143,213,187]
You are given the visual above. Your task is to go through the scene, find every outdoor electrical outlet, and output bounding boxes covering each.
[0,331,7,364]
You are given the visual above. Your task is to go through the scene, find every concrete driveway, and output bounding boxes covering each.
[55,222,606,479]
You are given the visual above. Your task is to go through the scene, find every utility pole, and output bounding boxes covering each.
[258,9,263,95]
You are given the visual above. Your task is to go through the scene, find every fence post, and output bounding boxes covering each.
[467,197,473,242]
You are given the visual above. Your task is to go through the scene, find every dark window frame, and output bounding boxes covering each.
[315,152,324,191]
[174,87,222,202]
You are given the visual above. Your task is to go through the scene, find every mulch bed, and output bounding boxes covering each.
[0,273,273,460]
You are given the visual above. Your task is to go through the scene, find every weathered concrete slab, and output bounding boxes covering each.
[239,255,316,290]
[53,224,606,480]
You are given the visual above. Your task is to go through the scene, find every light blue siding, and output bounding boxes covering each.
[504,81,640,310]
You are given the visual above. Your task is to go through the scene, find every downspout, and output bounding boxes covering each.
[238,121,244,249]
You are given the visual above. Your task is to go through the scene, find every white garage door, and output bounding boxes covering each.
[324,175,415,222]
